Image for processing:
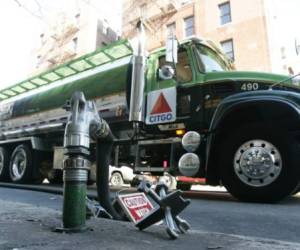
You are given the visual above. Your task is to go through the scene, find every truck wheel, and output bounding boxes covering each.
[9,144,34,183]
[219,124,300,203]
[0,147,10,181]
[110,172,124,187]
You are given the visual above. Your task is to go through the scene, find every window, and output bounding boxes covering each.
[72,37,78,52]
[40,33,45,46]
[184,16,194,37]
[295,38,300,55]
[159,49,192,83]
[195,45,229,72]
[280,46,286,59]
[139,3,147,16]
[219,2,231,25]
[75,13,80,25]
[221,39,234,61]
[36,55,42,68]
[166,22,176,37]
[102,20,108,35]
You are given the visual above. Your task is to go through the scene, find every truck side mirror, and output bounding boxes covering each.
[166,35,178,65]
[158,65,175,80]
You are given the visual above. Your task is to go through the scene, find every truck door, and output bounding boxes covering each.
[149,47,206,129]
[193,43,234,126]
[174,47,206,129]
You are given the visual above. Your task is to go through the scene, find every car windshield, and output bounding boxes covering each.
[195,44,230,72]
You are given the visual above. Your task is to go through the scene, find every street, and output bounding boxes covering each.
[1,186,300,245]
[1,0,300,249]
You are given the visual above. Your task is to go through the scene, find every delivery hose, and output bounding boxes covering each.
[96,131,123,220]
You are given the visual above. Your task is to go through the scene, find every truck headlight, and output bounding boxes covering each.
[182,131,201,152]
[178,153,200,177]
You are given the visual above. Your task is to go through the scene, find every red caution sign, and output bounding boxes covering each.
[146,87,176,124]
[117,193,154,223]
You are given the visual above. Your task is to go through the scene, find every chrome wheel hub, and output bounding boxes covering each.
[234,140,282,187]
[11,150,27,180]
[111,174,122,186]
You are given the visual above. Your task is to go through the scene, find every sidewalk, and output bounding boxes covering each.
[1,199,300,250]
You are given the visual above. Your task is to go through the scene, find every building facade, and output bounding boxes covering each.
[31,0,119,74]
[122,0,300,74]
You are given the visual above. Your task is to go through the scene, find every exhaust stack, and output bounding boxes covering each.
[129,20,146,122]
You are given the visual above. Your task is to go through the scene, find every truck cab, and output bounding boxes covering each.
[146,37,234,131]
[135,37,300,203]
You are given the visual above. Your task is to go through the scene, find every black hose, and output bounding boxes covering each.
[96,131,123,220]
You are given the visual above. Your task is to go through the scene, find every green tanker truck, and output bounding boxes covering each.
[1,23,300,203]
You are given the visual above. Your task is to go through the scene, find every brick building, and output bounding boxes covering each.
[31,0,119,74]
[122,0,300,74]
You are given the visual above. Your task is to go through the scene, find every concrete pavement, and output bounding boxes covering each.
[1,197,300,250]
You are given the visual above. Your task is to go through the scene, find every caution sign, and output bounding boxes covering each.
[146,87,176,124]
[117,193,154,224]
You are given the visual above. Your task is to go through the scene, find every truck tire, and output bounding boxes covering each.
[219,124,300,203]
[9,144,34,183]
[110,172,124,187]
[0,147,10,181]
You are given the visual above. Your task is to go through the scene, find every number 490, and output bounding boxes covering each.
[241,83,259,91]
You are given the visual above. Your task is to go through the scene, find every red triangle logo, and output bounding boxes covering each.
[150,93,172,114]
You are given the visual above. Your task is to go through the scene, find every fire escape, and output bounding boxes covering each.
[125,0,181,39]
[35,13,80,71]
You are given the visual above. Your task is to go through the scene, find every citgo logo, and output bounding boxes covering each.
[149,93,173,123]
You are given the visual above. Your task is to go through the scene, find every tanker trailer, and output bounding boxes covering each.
[2,24,300,204]
[0,39,134,183]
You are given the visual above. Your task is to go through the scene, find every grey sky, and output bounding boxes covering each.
[0,0,122,89]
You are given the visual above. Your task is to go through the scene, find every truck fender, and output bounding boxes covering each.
[205,94,300,185]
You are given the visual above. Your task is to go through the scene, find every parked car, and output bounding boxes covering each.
[109,165,135,187]
[131,172,178,190]
[88,164,135,187]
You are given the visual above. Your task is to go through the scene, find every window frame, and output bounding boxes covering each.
[194,44,230,73]
[220,39,234,61]
[219,1,232,25]
[166,22,176,37]
[156,47,195,84]
[72,37,78,52]
[184,16,194,37]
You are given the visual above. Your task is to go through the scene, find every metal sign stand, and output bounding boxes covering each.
[136,181,191,239]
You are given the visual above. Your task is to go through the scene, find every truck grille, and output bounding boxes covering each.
[213,83,235,95]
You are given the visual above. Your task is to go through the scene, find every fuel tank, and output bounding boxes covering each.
[0,41,133,122]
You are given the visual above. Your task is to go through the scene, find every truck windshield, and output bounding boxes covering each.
[195,44,230,72]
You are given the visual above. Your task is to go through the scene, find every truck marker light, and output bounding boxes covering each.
[182,131,201,152]
[178,153,200,177]
[176,129,185,136]
[163,160,168,168]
